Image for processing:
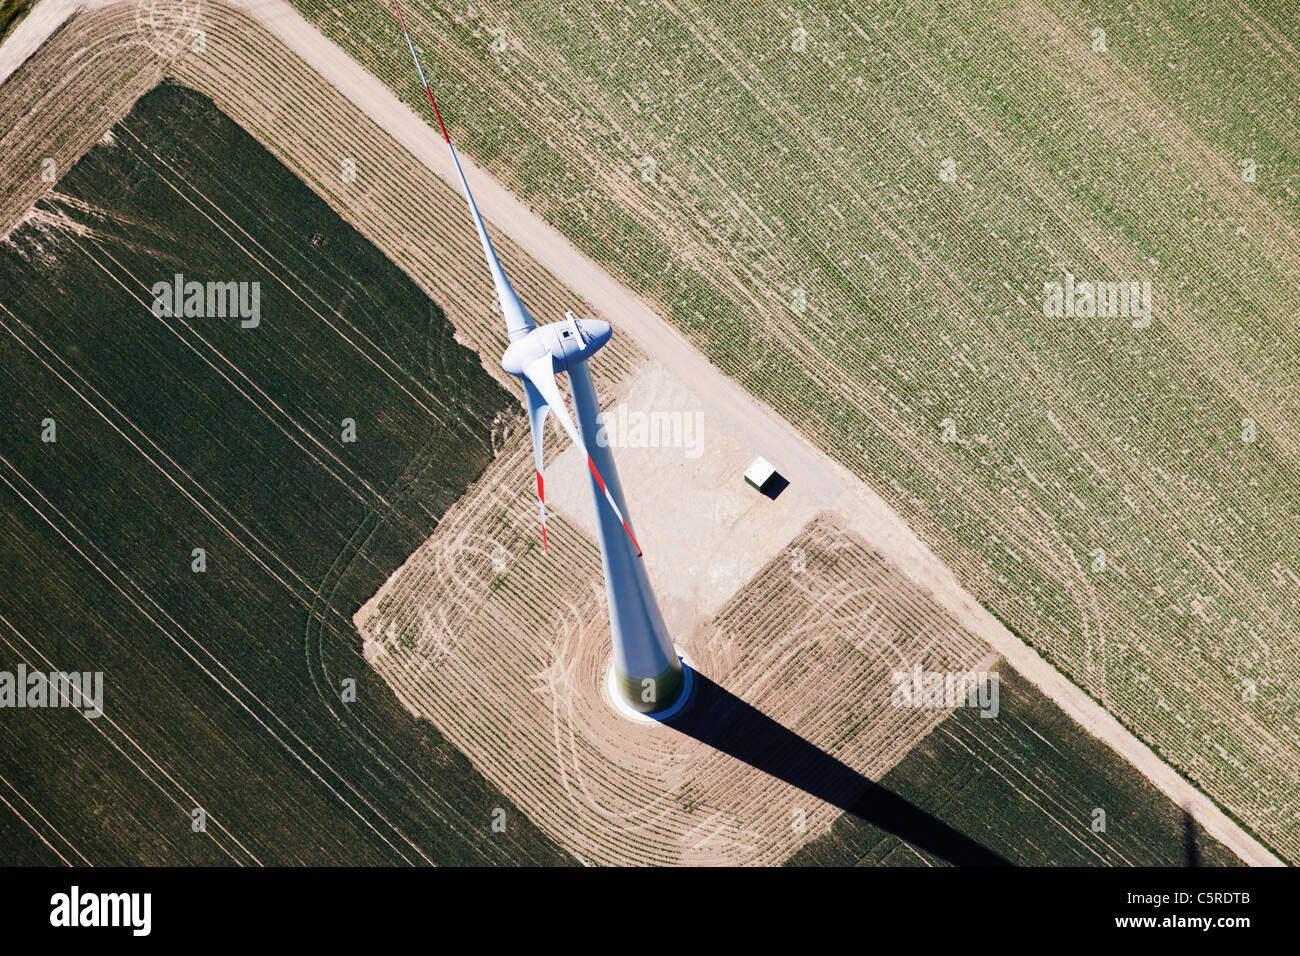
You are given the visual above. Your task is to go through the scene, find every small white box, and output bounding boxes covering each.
[744,456,777,491]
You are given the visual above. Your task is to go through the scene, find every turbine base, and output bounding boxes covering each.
[608,659,692,720]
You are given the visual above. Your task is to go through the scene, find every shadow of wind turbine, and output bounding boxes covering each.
[666,673,1010,866]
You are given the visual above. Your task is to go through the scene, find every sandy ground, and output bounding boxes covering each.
[545,360,821,636]
[0,0,1282,866]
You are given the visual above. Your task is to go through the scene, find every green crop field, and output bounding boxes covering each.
[788,663,1241,866]
[290,0,1300,859]
[0,82,572,864]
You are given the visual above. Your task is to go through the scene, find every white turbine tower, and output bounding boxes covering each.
[394,3,689,716]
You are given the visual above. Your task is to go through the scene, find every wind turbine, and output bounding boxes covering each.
[393,2,689,717]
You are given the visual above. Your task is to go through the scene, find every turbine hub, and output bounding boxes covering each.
[502,313,611,376]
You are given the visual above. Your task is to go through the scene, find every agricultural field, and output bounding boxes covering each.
[0,0,1285,871]
[360,456,1239,868]
[291,0,1300,860]
[360,475,997,865]
[789,663,1240,867]
[0,81,572,864]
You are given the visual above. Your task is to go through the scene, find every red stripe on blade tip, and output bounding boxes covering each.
[587,456,607,493]
[392,1,451,142]
[622,520,643,557]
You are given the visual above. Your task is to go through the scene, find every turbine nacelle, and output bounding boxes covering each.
[498,311,638,558]
[501,313,612,377]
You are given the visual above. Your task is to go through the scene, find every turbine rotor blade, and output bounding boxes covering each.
[391,1,535,341]
[522,378,551,554]
[392,4,636,558]
[521,354,643,557]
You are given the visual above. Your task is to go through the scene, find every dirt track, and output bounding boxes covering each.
[0,0,99,85]
[0,0,1283,865]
